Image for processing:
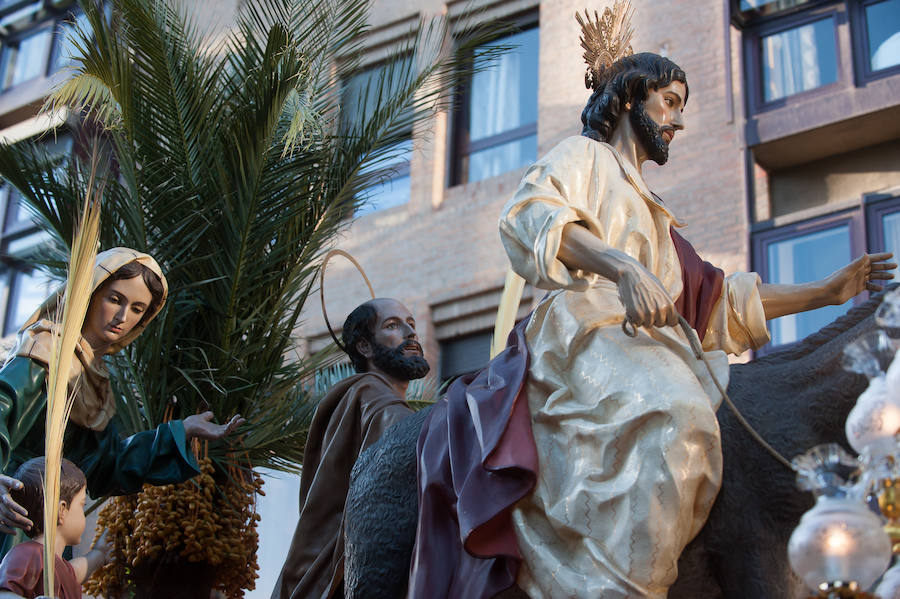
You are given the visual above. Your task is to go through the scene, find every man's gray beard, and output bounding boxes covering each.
[629,102,669,166]
[371,340,431,381]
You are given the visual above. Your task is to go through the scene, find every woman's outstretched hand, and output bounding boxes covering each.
[0,474,31,534]
[183,411,245,441]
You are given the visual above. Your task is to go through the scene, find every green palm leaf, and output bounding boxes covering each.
[0,0,511,473]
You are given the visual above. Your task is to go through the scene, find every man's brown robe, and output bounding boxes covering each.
[272,372,413,599]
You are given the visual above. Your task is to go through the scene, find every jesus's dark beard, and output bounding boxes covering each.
[629,101,670,166]
[371,340,431,381]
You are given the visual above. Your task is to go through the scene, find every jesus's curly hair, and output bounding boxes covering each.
[581,52,688,142]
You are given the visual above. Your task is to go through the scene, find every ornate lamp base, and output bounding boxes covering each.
[807,581,877,599]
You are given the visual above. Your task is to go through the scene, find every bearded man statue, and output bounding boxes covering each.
[273,298,429,599]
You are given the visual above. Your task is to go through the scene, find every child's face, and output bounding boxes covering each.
[58,486,87,546]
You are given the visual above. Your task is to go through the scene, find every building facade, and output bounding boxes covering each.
[0,0,897,593]
[305,0,900,375]
[1,0,897,374]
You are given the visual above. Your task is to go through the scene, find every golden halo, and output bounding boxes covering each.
[319,249,376,354]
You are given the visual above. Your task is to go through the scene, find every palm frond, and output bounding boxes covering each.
[0,0,516,473]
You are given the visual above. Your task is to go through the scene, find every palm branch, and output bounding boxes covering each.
[0,0,510,474]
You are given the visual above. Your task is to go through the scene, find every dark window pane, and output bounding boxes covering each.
[469,27,539,142]
[867,0,900,71]
[761,17,837,102]
[1,27,52,89]
[766,225,851,346]
[440,331,491,381]
[468,134,536,183]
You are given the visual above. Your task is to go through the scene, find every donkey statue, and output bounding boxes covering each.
[343,288,893,599]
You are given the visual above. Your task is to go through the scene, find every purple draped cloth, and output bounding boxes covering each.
[407,228,725,599]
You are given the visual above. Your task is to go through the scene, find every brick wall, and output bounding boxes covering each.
[298,0,755,369]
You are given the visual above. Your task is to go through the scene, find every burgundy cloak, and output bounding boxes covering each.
[406,228,724,598]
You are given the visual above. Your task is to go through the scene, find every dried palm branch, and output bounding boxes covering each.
[491,269,526,359]
[42,150,102,595]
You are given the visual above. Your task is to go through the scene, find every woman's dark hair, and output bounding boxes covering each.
[581,52,689,142]
[96,261,165,326]
[11,457,87,538]
[342,302,378,373]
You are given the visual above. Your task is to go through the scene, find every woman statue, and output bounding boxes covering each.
[0,248,242,551]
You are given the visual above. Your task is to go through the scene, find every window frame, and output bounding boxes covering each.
[751,207,866,354]
[0,131,71,335]
[340,57,416,217]
[865,194,900,252]
[731,0,834,26]
[449,11,539,187]
[742,1,847,114]
[0,21,55,90]
[0,1,86,93]
[851,0,900,82]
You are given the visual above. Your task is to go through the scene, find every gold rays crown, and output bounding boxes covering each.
[576,0,635,90]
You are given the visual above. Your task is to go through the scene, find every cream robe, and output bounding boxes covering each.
[499,136,769,599]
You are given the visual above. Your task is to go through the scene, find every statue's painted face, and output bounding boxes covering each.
[82,275,154,351]
[365,298,430,381]
[630,80,686,165]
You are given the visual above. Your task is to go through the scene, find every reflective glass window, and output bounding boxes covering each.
[468,134,537,183]
[866,0,900,71]
[765,225,852,346]
[468,28,539,143]
[355,139,413,216]
[0,27,52,89]
[881,210,900,268]
[7,266,54,333]
[342,61,414,215]
[459,26,539,184]
[761,17,837,102]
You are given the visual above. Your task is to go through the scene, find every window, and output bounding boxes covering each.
[0,3,87,92]
[0,133,71,336]
[451,23,539,185]
[864,0,900,72]
[439,331,491,382]
[0,26,53,89]
[866,195,900,258]
[753,196,900,350]
[736,0,900,114]
[760,17,838,101]
[341,60,414,215]
[0,190,54,335]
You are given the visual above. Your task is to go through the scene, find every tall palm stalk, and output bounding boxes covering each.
[0,0,505,475]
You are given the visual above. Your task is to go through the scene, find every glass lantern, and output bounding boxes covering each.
[788,445,892,596]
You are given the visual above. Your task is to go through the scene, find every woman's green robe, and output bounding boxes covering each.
[0,355,199,555]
